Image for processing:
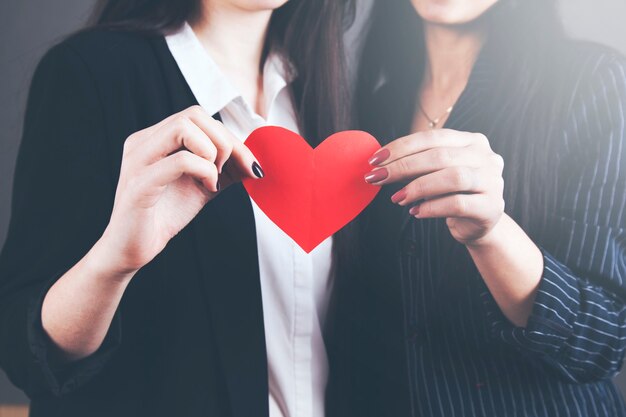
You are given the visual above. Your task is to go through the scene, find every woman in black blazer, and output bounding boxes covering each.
[326,1,626,416]
[0,0,355,416]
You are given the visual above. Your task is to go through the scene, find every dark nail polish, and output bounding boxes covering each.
[368,148,391,166]
[364,167,389,184]
[391,189,407,204]
[409,205,420,216]
[252,162,264,178]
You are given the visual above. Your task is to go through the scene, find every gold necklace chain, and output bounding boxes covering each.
[418,102,454,130]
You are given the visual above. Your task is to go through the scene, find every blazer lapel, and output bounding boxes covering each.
[151,36,269,417]
[369,85,417,243]
[191,185,268,417]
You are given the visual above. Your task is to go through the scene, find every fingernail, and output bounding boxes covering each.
[252,162,264,178]
[216,181,221,192]
[364,167,389,184]
[409,205,420,216]
[368,148,390,166]
[391,189,407,204]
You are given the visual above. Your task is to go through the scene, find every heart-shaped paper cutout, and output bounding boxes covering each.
[243,126,381,253]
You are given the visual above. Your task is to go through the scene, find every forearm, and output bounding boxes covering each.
[466,214,544,327]
[41,238,136,361]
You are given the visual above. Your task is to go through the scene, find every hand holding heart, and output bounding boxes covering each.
[366,129,506,246]
[98,106,262,275]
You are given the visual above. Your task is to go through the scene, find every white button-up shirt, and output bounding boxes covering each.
[166,23,332,417]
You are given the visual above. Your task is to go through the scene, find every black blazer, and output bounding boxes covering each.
[0,29,277,417]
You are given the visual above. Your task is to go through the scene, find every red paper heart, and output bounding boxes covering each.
[242,126,381,253]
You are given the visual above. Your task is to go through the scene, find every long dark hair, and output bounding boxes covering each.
[357,0,567,243]
[90,0,356,144]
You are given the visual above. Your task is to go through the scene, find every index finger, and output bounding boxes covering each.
[132,107,231,170]
[166,106,262,179]
[182,106,264,178]
[139,106,262,179]
[226,138,263,180]
[369,129,480,167]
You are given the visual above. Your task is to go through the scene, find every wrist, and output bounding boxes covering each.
[465,214,509,250]
[86,234,139,285]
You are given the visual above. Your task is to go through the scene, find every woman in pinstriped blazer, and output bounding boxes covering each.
[326,0,626,416]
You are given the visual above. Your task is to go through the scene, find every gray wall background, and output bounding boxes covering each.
[1,0,626,406]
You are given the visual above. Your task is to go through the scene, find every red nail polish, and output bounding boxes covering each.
[409,205,420,216]
[368,148,391,166]
[391,189,407,204]
[364,168,389,184]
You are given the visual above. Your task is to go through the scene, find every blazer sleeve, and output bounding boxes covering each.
[0,42,122,397]
[481,52,626,384]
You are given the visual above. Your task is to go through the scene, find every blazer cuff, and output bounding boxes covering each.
[524,250,581,348]
[26,272,122,396]
[482,249,581,356]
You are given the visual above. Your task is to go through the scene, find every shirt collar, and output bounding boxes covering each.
[165,22,294,117]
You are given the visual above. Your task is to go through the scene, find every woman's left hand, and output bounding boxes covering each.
[365,129,506,246]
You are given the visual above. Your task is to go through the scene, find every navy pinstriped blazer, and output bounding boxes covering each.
[326,41,626,417]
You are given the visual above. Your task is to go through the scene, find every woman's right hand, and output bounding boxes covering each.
[96,105,262,276]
